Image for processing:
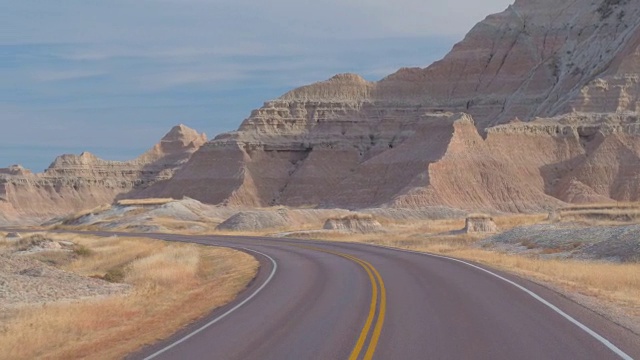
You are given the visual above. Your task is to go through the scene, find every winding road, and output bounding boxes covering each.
[100,233,640,360]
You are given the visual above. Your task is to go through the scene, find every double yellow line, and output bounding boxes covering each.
[295,245,386,360]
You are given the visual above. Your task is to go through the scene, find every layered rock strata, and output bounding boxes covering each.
[464,215,498,233]
[0,125,206,221]
[6,0,640,220]
[242,0,640,129]
[140,0,640,212]
[323,215,384,233]
[144,111,640,212]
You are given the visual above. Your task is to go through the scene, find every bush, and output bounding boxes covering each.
[15,234,49,251]
[102,268,126,283]
[596,0,626,20]
[73,244,93,257]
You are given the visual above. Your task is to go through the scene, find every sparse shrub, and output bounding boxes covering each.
[548,56,560,79]
[596,0,626,20]
[567,242,582,250]
[15,234,49,251]
[541,248,565,255]
[103,267,126,283]
[30,251,75,267]
[337,213,374,221]
[73,244,93,257]
[617,10,625,21]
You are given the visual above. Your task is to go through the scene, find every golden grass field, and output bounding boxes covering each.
[50,205,640,321]
[13,204,640,358]
[0,233,258,360]
[297,214,640,322]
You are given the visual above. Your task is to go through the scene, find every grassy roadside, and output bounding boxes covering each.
[0,233,259,360]
[199,212,640,325]
[295,217,640,328]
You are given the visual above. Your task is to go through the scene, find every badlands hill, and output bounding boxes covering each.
[139,0,640,212]
[0,125,206,223]
[4,0,640,223]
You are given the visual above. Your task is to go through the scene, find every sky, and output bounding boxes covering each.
[0,0,513,172]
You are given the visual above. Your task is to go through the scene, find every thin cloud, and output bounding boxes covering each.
[56,43,299,62]
[139,70,249,90]
[1,0,515,171]
[31,70,106,82]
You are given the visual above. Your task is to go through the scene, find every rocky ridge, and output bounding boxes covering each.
[247,0,640,129]
[0,125,206,222]
[142,111,640,212]
[5,0,640,221]
[138,0,640,212]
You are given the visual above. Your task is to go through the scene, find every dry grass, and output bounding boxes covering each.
[491,213,549,228]
[415,244,640,317]
[300,214,640,320]
[66,204,112,220]
[331,214,375,221]
[116,198,175,206]
[0,233,258,360]
[560,209,640,223]
[466,213,492,219]
[556,202,640,224]
[148,217,217,234]
[560,202,640,211]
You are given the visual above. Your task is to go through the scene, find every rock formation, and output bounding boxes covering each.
[137,0,640,213]
[141,110,640,212]
[374,0,640,127]
[0,125,206,222]
[323,215,383,233]
[6,0,640,222]
[464,215,498,234]
[215,208,353,232]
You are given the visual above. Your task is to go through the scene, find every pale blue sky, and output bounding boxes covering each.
[0,0,513,171]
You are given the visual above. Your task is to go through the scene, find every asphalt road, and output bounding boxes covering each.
[90,233,640,360]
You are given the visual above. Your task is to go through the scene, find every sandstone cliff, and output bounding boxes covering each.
[138,0,640,212]
[376,0,640,127]
[6,0,640,220]
[142,111,640,212]
[0,125,206,222]
[252,0,640,129]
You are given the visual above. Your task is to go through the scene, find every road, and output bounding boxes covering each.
[93,233,640,360]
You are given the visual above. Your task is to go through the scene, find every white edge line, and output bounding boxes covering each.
[143,247,278,360]
[364,243,633,360]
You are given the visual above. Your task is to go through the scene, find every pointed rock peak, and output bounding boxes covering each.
[46,152,101,170]
[0,164,32,176]
[53,151,97,162]
[9,164,25,171]
[162,124,207,144]
[327,73,368,84]
[278,73,373,102]
[79,151,96,159]
[452,113,476,125]
[382,67,424,81]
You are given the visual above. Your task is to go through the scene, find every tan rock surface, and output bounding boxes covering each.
[323,215,383,233]
[464,215,498,233]
[249,0,640,128]
[0,125,206,223]
[7,0,640,221]
[144,110,640,213]
[139,0,640,213]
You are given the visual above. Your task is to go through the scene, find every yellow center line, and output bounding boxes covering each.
[363,263,386,360]
[292,245,386,360]
[343,254,378,360]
